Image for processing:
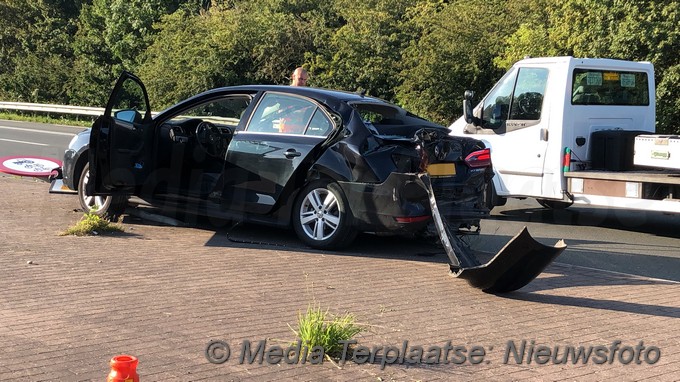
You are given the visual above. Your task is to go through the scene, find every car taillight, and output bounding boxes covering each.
[464,148,491,168]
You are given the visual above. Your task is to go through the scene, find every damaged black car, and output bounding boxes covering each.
[62,72,492,250]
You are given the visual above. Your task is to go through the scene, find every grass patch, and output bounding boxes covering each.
[0,111,94,127]
[60,211,123,236]
[290,305,364,359]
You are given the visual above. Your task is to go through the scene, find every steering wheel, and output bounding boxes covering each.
[196,121,225,158]
[518,92,542,116]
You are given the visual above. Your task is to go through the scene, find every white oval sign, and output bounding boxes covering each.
[0,156,61,177]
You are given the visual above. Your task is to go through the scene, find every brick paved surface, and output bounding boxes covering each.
[0,174,678,381]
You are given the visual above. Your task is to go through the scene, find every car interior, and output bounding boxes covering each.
[146,92,337,200]
[151,95,252,198]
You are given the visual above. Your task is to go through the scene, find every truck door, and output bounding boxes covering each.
[475,67,550,197]
[89,71,153,195]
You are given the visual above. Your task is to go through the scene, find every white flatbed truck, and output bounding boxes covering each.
[449,56,680,213]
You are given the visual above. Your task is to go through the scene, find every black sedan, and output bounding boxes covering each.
[61,72,491,249]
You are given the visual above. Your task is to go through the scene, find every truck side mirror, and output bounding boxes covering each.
[463,90,480,126]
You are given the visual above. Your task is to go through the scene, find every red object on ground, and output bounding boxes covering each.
[107,355,139,382]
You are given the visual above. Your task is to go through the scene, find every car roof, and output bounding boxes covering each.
[200,85,388,104]
[154,84,409,124]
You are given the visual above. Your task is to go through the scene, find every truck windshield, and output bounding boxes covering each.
[571,69,649,106]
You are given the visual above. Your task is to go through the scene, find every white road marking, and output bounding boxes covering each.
[555,261,680,283]
[0,125,76,136]
[0,138,48,146]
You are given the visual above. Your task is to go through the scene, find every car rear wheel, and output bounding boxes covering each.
[293,181,357,250]
[484,181,506,211]
[77,163,127,220]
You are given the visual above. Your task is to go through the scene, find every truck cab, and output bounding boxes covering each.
[449,57,680,213]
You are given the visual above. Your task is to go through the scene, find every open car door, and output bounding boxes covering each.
[89,71,153,195]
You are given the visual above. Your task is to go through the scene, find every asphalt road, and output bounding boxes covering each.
[0,119,83,160]
[477,198,680,282]
[2,119,679,282]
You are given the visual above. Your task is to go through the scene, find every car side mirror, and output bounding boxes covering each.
[114,109,142,124]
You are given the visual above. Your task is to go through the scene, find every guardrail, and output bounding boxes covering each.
[0,101,161,118]
[0,101,105,116]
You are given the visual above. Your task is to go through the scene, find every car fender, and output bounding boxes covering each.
[63,129,91,190]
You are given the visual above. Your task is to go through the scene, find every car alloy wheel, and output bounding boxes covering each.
[77,162,127,220]
[293,181,357,249]
[299,187,341,241]
[80,166,108,213]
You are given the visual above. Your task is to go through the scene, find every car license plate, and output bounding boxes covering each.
[426,163,456,176]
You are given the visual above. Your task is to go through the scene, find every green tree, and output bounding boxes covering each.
[137,8,226,108]
[396,0,526,124]
[69,0,185,106]
[0,0,81,103]
[310,0,417,101]
[0,0,676,133]
[493,0,560,69]
[139,0,328,107]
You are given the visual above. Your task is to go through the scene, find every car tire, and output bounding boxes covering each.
[537,198,572,210]
[77,163,127,220]
[484,181,506,211]
[293,180,357,250]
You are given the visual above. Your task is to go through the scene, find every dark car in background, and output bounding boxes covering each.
[60,72,491,249]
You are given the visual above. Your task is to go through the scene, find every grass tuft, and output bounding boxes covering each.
[60,210,123,236]
[290,304,364,359]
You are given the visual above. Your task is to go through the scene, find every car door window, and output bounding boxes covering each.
[110,78,149,124]
[247,93,329,135]
[305,109,334,136]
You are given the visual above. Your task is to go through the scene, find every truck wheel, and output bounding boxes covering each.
[77,163,127,220]
[537,199,572,210]
[293,180,357,250]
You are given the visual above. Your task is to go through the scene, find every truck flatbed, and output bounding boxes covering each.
[565,170,680,185]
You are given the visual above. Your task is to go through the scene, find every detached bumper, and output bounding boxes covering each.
[338,171,487,232]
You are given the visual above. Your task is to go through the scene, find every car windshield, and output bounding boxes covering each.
[168,96,251,126]
[351,102,402,123]
[351,101,444,137]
